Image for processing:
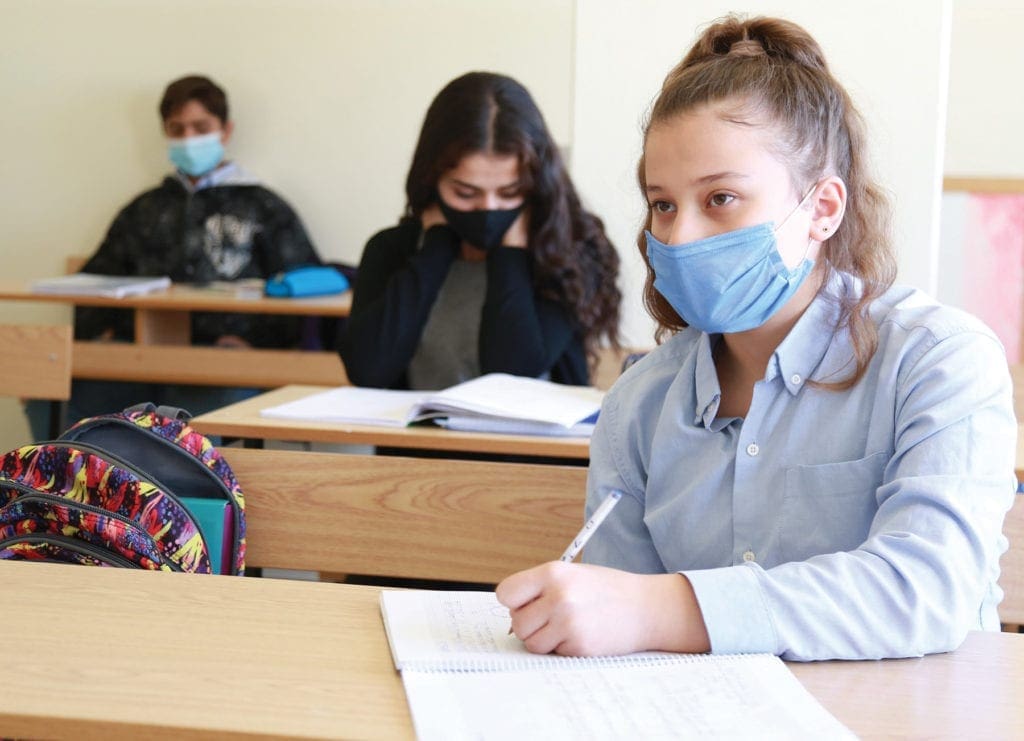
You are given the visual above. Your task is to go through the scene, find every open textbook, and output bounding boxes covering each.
[380,590,854,741]
[259,373,603,436]
[30,273,171,298]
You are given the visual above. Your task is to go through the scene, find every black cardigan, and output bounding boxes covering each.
[338,219,588,389]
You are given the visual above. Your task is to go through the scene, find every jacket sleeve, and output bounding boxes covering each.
[74,204,142,341]
[338,224,459,388]
[479,247,578,379]
[252,189,323,274]
[239,189,323,348]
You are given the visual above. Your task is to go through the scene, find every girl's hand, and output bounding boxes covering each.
[501,209,529,249]
[495,561,710,656]
[420,203,446,231]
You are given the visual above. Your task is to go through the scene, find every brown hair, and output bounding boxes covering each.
[639,15,896,389]
[406,72,621,364]
[159,75,229,124]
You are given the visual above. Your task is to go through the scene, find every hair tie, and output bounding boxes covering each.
[728,39,765,57]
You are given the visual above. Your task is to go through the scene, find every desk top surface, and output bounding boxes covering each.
[0,281,351,316]
[190,385,592,460]
[1016,421,1024,481]
[2,560,1022,740]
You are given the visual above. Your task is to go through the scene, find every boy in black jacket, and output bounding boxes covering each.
[26,75,322,438]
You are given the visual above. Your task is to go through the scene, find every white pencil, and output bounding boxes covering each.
[559,490,623,562]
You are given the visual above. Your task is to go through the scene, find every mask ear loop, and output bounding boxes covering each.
[775,182,821,270]
[774,182,819,234]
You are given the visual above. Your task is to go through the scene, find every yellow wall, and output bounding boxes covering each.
[946,0,1024,177]
[2,0,981,450]
[0,0,574,448]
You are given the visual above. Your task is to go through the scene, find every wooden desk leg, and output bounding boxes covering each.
[135,309,190,345]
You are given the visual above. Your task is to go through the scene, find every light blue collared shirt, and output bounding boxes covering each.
[583,274,1017,661]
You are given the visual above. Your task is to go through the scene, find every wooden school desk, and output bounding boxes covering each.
[2,561,1023,740]
[190,384,592,460]
[1017,423,1024,483]
[0,281,351,388]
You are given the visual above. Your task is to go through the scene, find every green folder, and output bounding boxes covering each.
[181,497,232,575]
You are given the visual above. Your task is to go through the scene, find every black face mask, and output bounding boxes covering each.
[438,198,523,251]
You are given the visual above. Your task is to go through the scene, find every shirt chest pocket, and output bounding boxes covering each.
[779,451,888,563]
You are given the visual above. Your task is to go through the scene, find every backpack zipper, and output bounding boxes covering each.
[0,485,180,571]
[0,533,146,569]
[32,440,207,544]
[60,418,243,572]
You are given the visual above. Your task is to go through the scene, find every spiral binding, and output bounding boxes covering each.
[403,651,769,674]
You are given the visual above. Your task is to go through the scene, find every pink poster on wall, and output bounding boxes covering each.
[962,194,1024,362]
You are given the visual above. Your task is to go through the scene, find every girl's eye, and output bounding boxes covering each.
[454,189,477,200]
[651,200,675,214]
[708,193,735,207]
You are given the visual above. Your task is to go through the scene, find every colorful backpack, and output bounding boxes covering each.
[0,404,245,574]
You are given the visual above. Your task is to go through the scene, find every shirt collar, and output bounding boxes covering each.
[173,161,261,192]
[690,271,853,427]
[694,333,723,428]
[769,273,846,395]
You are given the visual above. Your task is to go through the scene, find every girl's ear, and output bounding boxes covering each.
[810,175,846,241]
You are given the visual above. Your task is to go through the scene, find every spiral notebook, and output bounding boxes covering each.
[380,590,854,740]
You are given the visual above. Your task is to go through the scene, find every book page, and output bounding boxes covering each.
[436,415,596,437]
[414,373,604,428]
[402,655,855,740]
[30,273,171,298]
[259,387,430,426]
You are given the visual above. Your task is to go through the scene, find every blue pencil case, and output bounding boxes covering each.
[264,266,350,298]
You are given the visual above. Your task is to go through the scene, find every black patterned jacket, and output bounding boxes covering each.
[76,169,321,348]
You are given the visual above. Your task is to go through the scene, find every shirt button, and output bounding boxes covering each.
[790,374,802,385]
[746,442,759,456]
[743,550,756,562]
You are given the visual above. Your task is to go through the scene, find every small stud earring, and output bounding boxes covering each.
[821,225,829,233]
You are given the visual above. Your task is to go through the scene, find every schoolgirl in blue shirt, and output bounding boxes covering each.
[497,15,1017,661]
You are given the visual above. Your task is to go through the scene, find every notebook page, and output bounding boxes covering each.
[380,590,522,669]
[260,387,430,426]
[402,655,855,740]
[380,590,677,671]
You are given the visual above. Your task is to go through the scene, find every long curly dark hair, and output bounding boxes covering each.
[405,72,621,364]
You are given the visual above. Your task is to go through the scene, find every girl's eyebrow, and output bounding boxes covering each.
[645,173,750,195]
[451,178,521,191]
[692,171,750,186]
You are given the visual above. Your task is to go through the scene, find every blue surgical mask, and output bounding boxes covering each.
[646,194,815,334]
[168,132,225,177]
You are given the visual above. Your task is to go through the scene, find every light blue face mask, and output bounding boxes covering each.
[645,196,815,334]
[167,132,225,177]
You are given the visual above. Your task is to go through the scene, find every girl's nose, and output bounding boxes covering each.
[480,193,501,210]
[665,215,703,246]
